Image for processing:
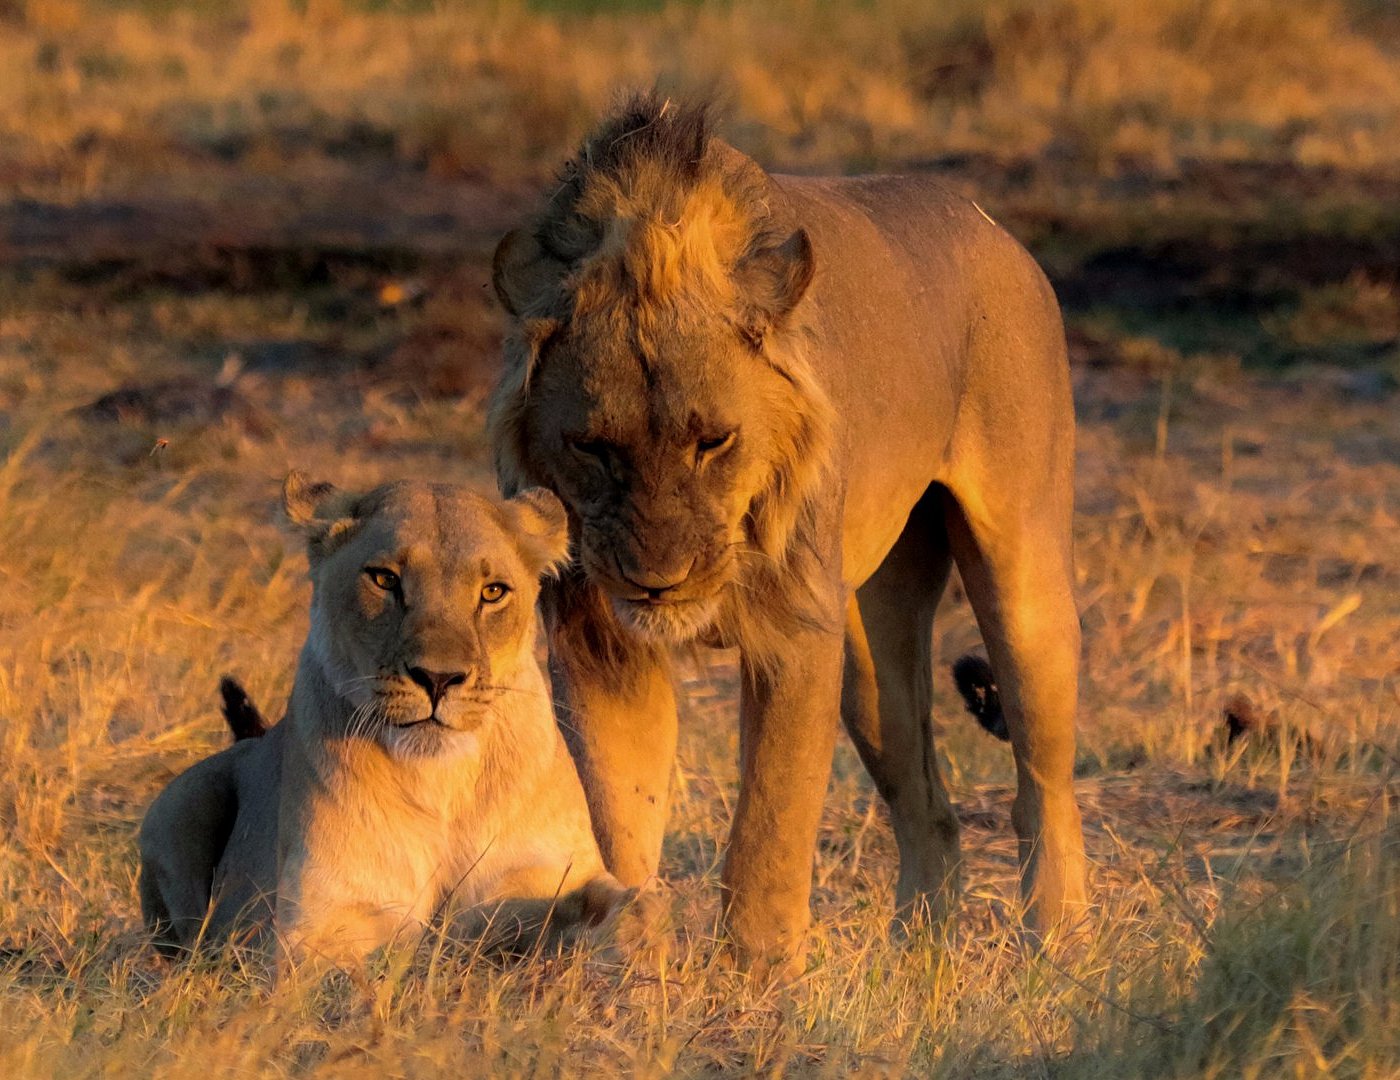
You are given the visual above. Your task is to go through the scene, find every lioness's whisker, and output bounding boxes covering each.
[335,674,384,692]
[474,684,586,737]
[344,699,375,741]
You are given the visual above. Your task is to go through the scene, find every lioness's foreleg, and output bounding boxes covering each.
[453,872,632,955]
[841,496,959,930]
[722,616,844,968]
[545,578,678,888]
[943,490,1088,937]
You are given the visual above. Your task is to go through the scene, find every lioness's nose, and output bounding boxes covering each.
[407,667,467,707]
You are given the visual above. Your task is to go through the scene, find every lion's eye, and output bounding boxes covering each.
[568,437,613,462]
[697,431,736,457]
[481,582,510,604]
[365,567,399,592]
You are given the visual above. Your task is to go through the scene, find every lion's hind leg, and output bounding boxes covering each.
[138,749,241,955]
[841,489,960,931]
[942,482,1088,939]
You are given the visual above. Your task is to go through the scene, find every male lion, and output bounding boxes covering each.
[138,474,626,965]
[489,94,1088,964]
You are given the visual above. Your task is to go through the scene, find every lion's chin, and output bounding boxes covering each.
[611,594,721,644]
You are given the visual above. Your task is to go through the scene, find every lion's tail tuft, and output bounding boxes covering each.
[952,655,1010,742]
[219,675,268,741]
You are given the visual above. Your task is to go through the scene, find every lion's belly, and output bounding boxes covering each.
[841,471,941,587]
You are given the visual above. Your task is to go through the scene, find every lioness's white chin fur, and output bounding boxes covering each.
[381,724,481,762]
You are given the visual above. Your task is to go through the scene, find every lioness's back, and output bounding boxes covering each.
[139,734,276,951]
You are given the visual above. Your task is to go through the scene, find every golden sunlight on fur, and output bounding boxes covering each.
[137,474,627,968]
[1,1,1397,1073]
[488,94,1088,968]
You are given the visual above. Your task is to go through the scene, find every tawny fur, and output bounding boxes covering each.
[490,102,836,674]
[488,93,1088,964]
[137,476,626,967]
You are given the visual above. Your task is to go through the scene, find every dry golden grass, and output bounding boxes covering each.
[2,263,1396,1077]
[1,0,1398,1075]
[4,0,1400,202]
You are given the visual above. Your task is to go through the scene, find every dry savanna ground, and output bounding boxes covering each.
[1,1,1398,1076]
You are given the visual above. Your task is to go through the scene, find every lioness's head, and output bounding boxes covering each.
[489,95,833,644]
[284,473,568,756]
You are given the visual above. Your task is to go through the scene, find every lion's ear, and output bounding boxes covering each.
[505,487,571,577]
[282,471,360,557]
[492,229,567,318]
[735,228,814,340]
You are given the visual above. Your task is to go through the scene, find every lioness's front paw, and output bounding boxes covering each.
[463,876,636,958]
[552,874,637,942]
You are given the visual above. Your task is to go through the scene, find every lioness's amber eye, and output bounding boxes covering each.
[366,567,399,592]
[481,582,510,604]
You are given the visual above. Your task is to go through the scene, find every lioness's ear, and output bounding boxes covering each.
[492,229,567,318]
[735,228,814,340]
[282,471,359,557]
[505,487,570,577]
[283,470,339,526]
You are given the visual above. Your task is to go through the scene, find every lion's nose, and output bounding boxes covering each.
[621,559,695,601]
[407,667,468,707]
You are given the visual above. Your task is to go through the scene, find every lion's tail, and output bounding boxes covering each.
[219,675,268,741]
[952,655,1010,742]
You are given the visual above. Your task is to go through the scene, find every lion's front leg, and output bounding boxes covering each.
[545,576,678,888]
[722,615,844,969]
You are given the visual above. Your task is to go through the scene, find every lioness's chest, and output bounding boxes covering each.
[304,777,492,904]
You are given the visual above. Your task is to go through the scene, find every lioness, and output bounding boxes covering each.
[489,95,1088,964]
[138,474,625,965]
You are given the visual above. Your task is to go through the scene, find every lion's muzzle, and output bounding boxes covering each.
[613,553,697,601]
